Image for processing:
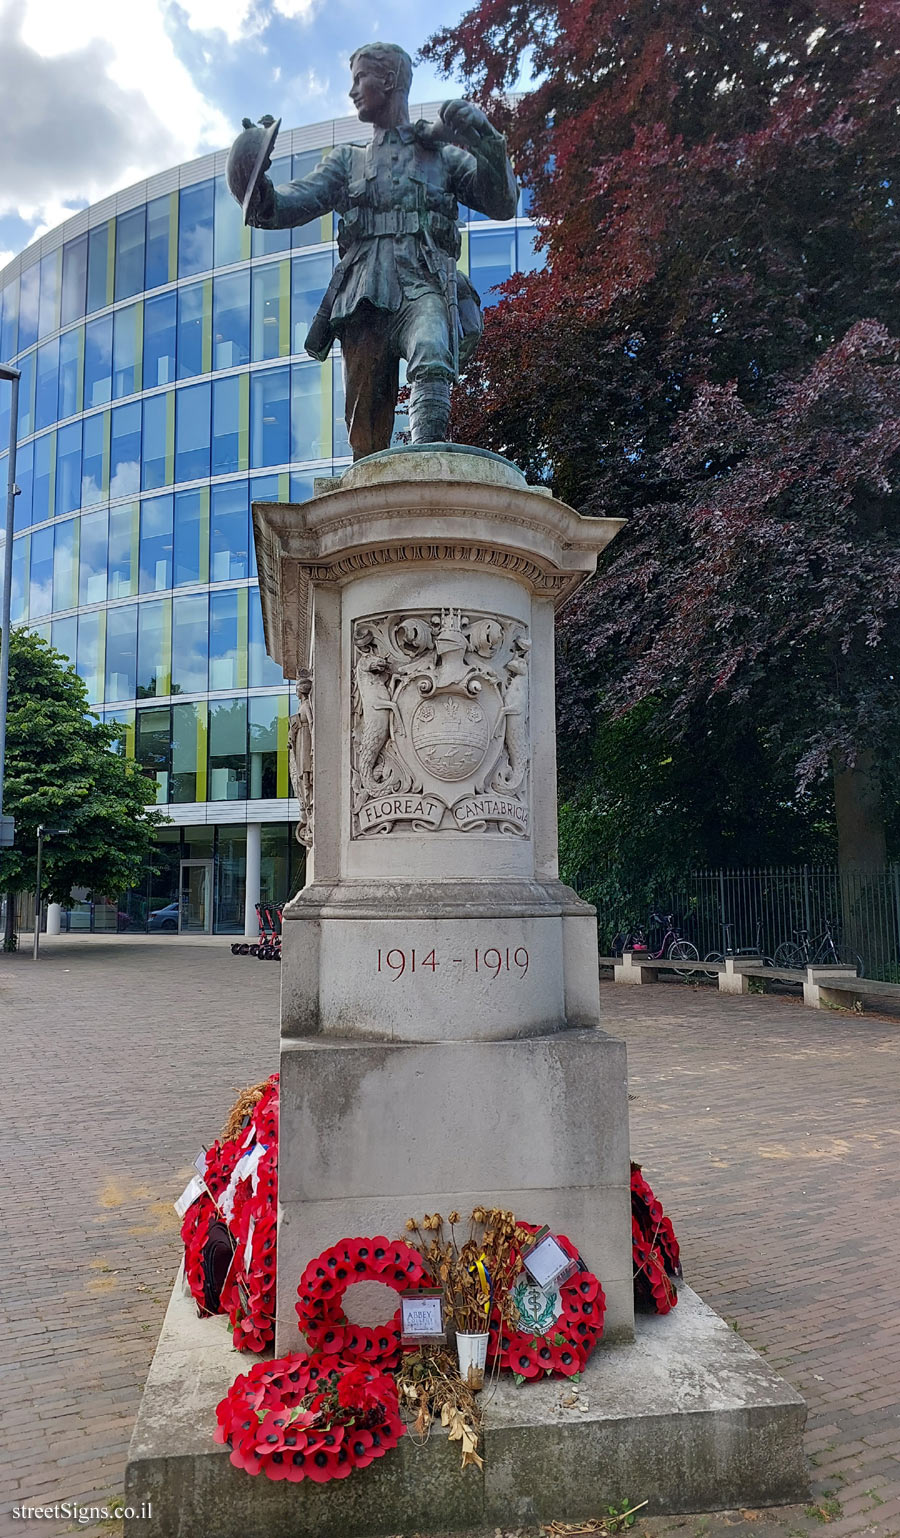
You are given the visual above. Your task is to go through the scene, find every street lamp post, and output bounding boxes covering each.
[0,360,21,854]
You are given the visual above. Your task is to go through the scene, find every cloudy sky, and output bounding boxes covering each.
[0,0,485,268]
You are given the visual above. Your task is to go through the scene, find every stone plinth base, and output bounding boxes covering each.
[124,1277,807,1538]
[275,1026,634,1351]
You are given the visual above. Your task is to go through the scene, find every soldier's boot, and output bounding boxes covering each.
[409,377,451,444]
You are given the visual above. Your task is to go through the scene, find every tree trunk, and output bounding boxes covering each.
[833,751,888,977]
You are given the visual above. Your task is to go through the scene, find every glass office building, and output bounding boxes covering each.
[0,106,542,935]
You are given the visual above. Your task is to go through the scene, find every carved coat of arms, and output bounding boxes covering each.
[351,607,531,837]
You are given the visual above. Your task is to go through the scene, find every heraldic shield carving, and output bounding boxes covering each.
[351,607,531,838]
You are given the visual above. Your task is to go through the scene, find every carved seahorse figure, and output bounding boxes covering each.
[494,653,529,793]
[354,654,404,795]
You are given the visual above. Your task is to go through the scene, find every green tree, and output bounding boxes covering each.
[1,629,167,948]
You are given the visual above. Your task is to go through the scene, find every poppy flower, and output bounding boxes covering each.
[510,1343,543,1379]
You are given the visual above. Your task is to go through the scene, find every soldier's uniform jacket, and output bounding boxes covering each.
[250,121,517,363]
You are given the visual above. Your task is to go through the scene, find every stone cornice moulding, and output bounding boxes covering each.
[253,478,624,677]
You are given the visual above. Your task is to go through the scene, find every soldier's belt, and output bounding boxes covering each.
[340,206,461,255]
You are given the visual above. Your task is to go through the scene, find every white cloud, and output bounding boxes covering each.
[0,0,230,236]
[169,0,265,44]
[272,0,319,18]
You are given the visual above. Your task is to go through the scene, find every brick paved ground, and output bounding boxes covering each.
[1,940,898,1538]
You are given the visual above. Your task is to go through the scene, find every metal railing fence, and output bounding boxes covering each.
[568,863,900,981]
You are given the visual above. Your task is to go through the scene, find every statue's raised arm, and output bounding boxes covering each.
[226,41,518,459]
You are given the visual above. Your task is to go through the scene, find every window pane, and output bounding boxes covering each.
[252,157,291,256]
[332,362,350,458]
[105,602,137,700]
[81,411,108,506]
[115,206,146,301]
[469,229,516,305]
[35,338,59,431]
[141,391,171,490]
[249,692,284,797]
[173,486,208,586]
[249,583,282,686]
[60,235,88,327]
[145,194,173,290]
[178,180,214,277]
[79,507,108,604]
[290,471,316,503]
[14,440,33,530]
[32,432,53,524]
[56,421,81,516]
[0,279,18,358]
[76,609,105,703]
[139,492,173,592]
[51,612,77,664]
[0,374,8,450]
[208,696,247,800]
[110,400,141,497]
[248,472,281,578]
[58,327,83,419]
[84,313,113,407]
[250,366,289,468]
[113,302,141,398]
[87,224,111,313]
[209,587,243,690]
[252,262,289,362]
[137,598,171,697]
[215,824,246,932]
[291,361,326,461]
[291,148,330,248]
[38,252,60,340]
[18,263,40,352]
[143,291,176,389]
[108,501,138,598]
[210,479,249,582]
[10,535,27,622]
[53,517,78,611]
[171,591,208,694]
[214,173,245,268]
[175,381,210,483]
[29,523,54,617]
[17,352,34,439]
[213,269,250,370]
[135,703,170,802]
[177,280,207,379]
[291,250,333,349]
[172,699,207,802]
[212,373,246,476]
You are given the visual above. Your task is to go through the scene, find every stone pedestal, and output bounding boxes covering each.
[124,446,808,1536]
[252,445,635,1344]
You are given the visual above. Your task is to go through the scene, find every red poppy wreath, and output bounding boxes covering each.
[487,1223,606,1380]
[630,1162,681,1315]
[295,1237,433,1369]
[214,1351,405,1483]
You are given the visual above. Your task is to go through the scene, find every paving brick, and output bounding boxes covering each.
[2,940,900,1538]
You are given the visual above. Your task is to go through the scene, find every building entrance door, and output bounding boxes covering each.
[179,860,213,934]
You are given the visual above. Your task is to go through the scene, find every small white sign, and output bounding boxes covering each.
[400,1292,445,1342]
[193,1148,208,1175]
[522,1232,577,1290]
[174,1174,205,1219]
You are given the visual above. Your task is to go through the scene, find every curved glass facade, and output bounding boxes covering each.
[0,107,542,933]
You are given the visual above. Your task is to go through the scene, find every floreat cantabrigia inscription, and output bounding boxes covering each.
[351,607,530,837]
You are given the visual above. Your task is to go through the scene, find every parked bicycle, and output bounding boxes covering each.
[704,920,775,974]
[773,918,863,976]
[639,911,702,981]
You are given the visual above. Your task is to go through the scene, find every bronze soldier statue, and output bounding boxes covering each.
[227,42,517,459]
